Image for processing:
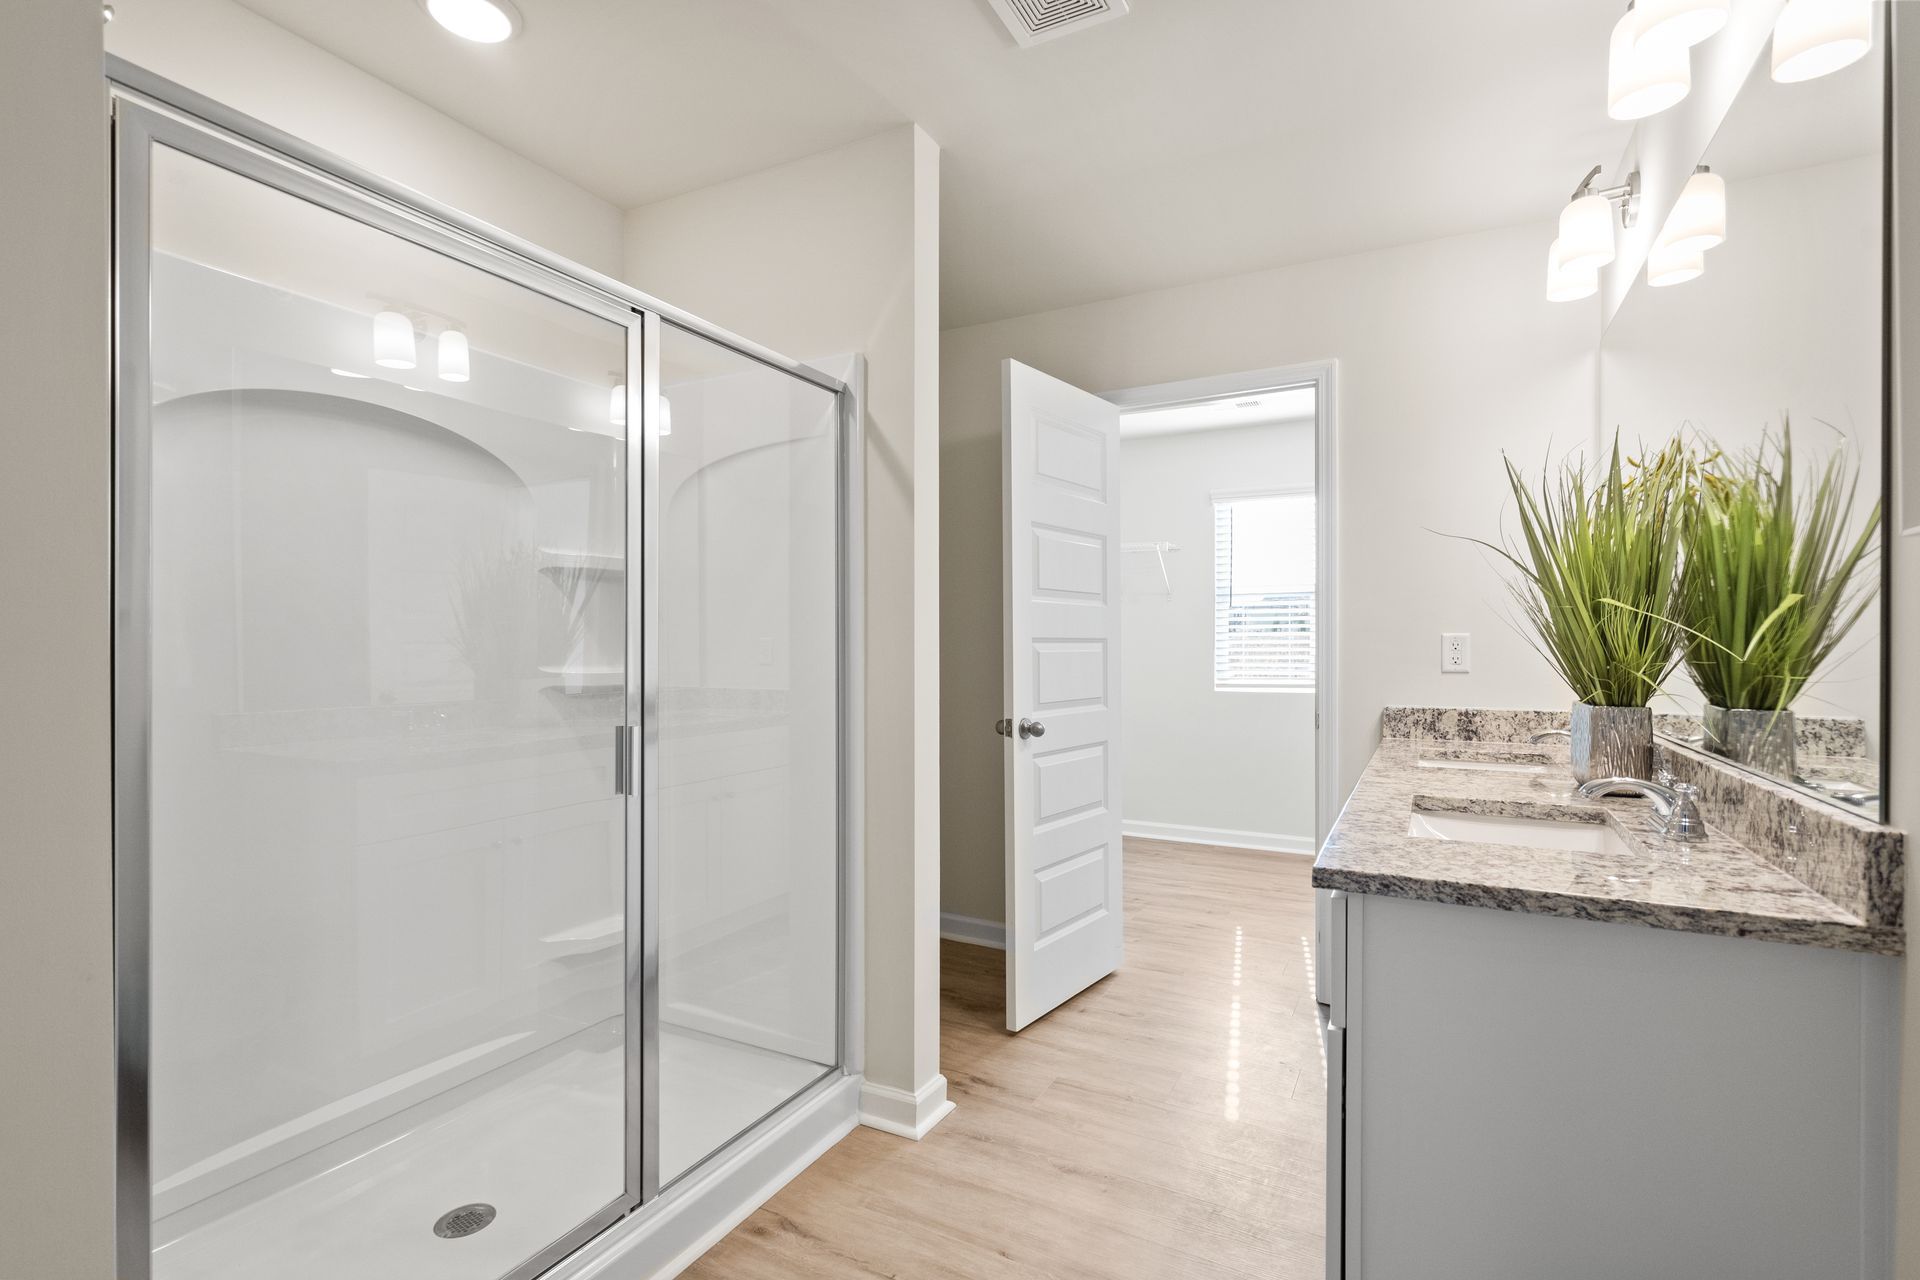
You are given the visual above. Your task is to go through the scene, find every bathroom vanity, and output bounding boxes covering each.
[1315,716,1902,1280]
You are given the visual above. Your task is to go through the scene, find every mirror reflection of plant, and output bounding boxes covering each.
[450,542,592,690]
[1460,436,1688,709]
[1673,423,1879,714]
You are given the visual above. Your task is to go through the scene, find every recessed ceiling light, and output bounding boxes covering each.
[423,0,521,44]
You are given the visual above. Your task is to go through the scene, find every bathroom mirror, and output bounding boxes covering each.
[1598,9,1890,818]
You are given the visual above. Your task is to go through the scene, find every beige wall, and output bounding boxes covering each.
[940,220,1596,923]
[624,126,946,1112]
[104,0,623,274]
[1890,9,1918,1274]
[0,3,114,1276]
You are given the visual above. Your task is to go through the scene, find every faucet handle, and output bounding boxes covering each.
[1662,782,1708,842]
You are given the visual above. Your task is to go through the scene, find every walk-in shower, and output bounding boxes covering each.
[111,65,859,1280]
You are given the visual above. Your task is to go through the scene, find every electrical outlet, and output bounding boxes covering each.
[1441,632,1471,673]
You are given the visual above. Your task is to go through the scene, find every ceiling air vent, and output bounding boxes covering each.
[984,0,1131,48]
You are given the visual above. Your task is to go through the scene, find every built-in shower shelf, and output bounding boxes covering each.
[540,914,623,957]
[537,548,625,577]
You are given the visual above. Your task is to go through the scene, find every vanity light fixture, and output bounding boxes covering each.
[423,0,521,44]
[1633,0,1728,52]
[658,395,673,437]
[436,329,471,383]
[1608,3,1691,121]
[1646,240,1705,287]
[1771,0,1871,83]
[1658,166,1727,255]
[1546,239,1600,302]
[1556,165,1640,276]
[372,310,417,370]
[609,383,627,428]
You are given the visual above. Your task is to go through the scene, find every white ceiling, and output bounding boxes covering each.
[230,0,1635,327]
[1119,386,1314,439]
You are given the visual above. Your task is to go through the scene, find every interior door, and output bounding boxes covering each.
[1001,359,1124,1032]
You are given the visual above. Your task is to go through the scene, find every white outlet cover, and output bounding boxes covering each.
[1441,632,1470,673]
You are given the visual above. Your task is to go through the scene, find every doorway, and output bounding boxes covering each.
[1108,364,1338,856]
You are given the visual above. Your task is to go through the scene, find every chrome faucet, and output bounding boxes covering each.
[1575,777,1707,841]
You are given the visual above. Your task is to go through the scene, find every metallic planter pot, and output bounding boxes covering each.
[1570,702,1653,785]
[1702,706,1797,778]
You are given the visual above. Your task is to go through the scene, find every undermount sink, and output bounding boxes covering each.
[1406,810,1636,856]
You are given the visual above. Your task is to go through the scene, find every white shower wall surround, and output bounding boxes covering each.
[114,63,861,1280]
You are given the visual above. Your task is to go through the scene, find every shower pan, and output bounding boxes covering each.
[110,63,861,1280]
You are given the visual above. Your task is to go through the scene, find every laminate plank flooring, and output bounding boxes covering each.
[682,838,1326,1279]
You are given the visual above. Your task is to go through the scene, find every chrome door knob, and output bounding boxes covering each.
[1018,718,1046,739]
[994,718,1012,737]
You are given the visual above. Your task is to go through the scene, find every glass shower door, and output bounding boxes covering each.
[652,324,842,1184]
[125,133,637,1280]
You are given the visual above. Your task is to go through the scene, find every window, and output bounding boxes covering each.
[1213,491,1315,689]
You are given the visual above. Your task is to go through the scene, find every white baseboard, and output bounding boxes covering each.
[1121,819,1315,856]
[858,1074,956,1141]
[939,911,1006,950]
[549,1073,859,1280]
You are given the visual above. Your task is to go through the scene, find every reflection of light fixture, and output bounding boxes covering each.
[1659,166,1727,255]
[1647,240,1705,287]
[423,0,520,43]
[373,310,416,369]
[658,396,673,437]
[1546,240,1599,302]
[1633,0,1728,51]
[329,368,370,379]
[1608,4,1690,120]
[609,384,627,427]
[436,329,470,383]
[1771,0,1871,83]
[1556,166,1638,275]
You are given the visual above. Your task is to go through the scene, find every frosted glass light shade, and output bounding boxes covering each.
[372,310,416,369]
[1608,9,1691,120]
[1634,0,1728,51]
[1659,169,1726,254]
[1558,194,1617,274]
[1546,240,1599,302]
[424,0,519,43]
[436,329,470,383]
[1771,0,1871,83]
[1647,240,1705,287]
[609,383,627,427]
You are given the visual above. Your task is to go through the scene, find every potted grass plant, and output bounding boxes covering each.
[1675,426,1879,776]
[1470,437,1688,784]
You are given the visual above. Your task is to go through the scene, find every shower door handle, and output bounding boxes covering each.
[613,724,639,795]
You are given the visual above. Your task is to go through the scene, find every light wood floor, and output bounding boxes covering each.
[682,837,1326,1279]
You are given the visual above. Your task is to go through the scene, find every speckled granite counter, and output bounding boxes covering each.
[1312,737,1902,955]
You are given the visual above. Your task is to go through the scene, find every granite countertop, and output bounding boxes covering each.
[1312,738,1902,955]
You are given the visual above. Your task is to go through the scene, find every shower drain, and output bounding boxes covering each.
[433,1203,497,1239]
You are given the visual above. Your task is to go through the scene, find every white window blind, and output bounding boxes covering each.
[1213,491,1315,689]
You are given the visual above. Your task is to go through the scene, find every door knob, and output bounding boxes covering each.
[1018,718,1046,739]
[994,718,1013,737]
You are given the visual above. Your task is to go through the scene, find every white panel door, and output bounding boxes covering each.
[1002,359,1124,1032]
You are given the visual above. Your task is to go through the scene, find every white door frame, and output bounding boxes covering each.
[1102,360,1341,848]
